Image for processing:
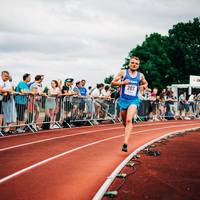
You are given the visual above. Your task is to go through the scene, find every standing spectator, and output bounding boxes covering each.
[54,79,63,123]
[79,80,87,96]
[149,88,159,121]
[87,86,93,96]
[178,92,186,119]
[45,80,61,129]
[0,71,17,133]
[196,92,200,118]
[159,89,167,120]
[165,90,177,120]
[188,93,196,115]
[30,75,46,129]
[72,81,82,119]
[79,81,93,119]
[62,78,76,124]
[78,80,88,118]
[15,73,32,132]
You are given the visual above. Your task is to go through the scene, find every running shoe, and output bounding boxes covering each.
[122,144,128,152]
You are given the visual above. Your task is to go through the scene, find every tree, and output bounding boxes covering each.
[167,17,200,83]
[127,33,173,89]
[104,75,114,84]
[125,17,200,89]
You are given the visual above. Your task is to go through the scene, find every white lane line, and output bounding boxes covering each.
[0,123,200,184]
[1,120,198,139]
[92,126,200,200]
[0,127,123,152]
[0,121,199,152]
[0,123,122,139]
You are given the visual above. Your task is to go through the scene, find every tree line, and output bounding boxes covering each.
[105,17,200,89]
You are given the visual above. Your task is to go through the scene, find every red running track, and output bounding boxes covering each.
[113,130,200,200]
[0,120,200,200]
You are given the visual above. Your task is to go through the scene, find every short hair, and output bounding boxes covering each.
[1,70,9,75]
[23,73,30,81]
[105,85,110,90]
[130,56,140,61]
[97,83,104,89]
[76,81,81,86]
[35,75,42,81]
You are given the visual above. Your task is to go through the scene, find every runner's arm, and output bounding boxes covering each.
[111,70,129,86]
[140,73,148,90]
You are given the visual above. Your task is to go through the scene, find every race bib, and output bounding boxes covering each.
[124,84,137,96]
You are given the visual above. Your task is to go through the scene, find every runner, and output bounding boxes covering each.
[112,56,148,152]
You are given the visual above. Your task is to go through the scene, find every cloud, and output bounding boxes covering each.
[0,0,199,87]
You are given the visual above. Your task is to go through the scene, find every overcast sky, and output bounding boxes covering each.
[0,0,199,87]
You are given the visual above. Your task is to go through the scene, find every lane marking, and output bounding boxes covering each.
[92,126,200,200]
[0,121,199,152]
[1,120,198,139]
[0,127,123,152]
[0,123,196,152]
[0,123,200,184]
[0,123,122,139]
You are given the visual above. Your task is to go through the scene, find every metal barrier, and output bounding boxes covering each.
[0,94,199,136]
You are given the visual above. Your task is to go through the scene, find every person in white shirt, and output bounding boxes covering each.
[188,93,196,114]
[0,71,17,133]
[91,83,109,119]
[30,75,46,129]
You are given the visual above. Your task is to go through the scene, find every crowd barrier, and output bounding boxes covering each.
[0,93,200,136]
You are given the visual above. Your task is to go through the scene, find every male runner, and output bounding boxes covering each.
[112,56,148,152]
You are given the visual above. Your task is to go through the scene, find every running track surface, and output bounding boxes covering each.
[0,120,200,200]
[113,130,200,200]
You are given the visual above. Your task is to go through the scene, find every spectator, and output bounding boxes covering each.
[165,90,177,120]
[91,83,109,118]
[54,79,63,123]
[62,78,76,123]
[178,92,186,119]
[188,93,196,114]
[149,88,159,121]
[30,75,46,129]
[196,92,200,118]
[78,81,93,119]
[45,80,61,129]
[0,71,17,133]
[15,73,32,132]
[72,81,82,119]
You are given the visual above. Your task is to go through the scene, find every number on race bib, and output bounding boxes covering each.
[124,85,137,96]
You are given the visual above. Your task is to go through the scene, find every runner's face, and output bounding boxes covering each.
[129,58,139,71]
